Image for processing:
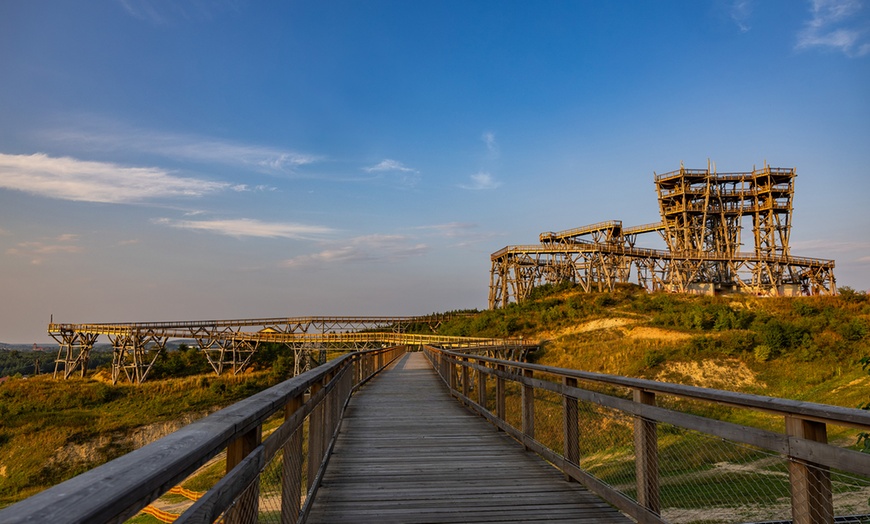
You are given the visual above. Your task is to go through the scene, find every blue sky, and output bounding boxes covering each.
[1,0,869,343]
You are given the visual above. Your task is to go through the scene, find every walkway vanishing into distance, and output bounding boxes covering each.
[306,352,630,523]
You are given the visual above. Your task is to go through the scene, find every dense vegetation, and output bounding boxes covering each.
[0,349,113,378]
[2,285,869,512]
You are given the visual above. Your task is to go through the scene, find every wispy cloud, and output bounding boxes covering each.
[415,222,501,247]
[363,159,416,173]
[459,172,501,191]
[416,222,478,238]
[796,0,870,56]
[482,131,499,157]
[362,159,421,187]
[117,0,239,24]
[0,152,228,204]
[43,121,321,176]
[283,234,428,268]
[729,0,753,32]
[153,217,335,239]
[5,234,83,265]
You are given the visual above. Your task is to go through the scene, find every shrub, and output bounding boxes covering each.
[754,345,773,362]
[642,350,666,369]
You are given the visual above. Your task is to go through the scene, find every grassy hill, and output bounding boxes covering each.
[2,285,869,510]
[434,283,870,409]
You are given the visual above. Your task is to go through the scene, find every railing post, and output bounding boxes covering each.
[563,377,579,481]
[496,363,506,426]
[633,388,660,515]
[786,416,833,524]
[522,368,534,449]
[307,379,324,490]
[477,359,487,409]
[461,357,470,403]
[449,358,457,392]
[281,394,304,524]
[225,425,261,524]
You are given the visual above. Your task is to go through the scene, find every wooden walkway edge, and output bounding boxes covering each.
[305,352,631,523]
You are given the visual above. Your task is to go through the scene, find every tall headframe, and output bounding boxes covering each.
[655,163,793,258]
[489,162,834,308]
[654,163,796,288]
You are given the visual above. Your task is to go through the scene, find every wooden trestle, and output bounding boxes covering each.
[306,352,631,523]
[490,163,836,308]
[47,315,531,384]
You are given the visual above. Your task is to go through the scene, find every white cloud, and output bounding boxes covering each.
[153,217,335,239]
[361,159,421,187]
[482,131,499,157]
[459,172,501,190]
[416,222,478,238]
[796,0,870,56]
[5,235,83,265]
[117,0,238,24]
[0,153,228,204]
[363,159,416,173]
[283,234,428,268]
[729,0,753,32]
[43,123,321,175]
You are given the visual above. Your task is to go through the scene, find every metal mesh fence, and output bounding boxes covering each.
[577,400,638,496]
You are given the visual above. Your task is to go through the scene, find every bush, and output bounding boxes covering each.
[754,345,773,362]
[838,318,868,341]
[642,350,666,369]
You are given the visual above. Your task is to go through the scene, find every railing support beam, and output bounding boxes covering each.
[563,377,579,481]
[225,426,262,524]
[787,416,833,524]
[633,388,660,515]
[522,368,535,449]
[281,394,304,524]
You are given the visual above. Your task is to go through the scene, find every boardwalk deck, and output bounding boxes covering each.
[306,352,631,523]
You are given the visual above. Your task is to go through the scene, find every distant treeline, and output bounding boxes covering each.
[0,349,113,378]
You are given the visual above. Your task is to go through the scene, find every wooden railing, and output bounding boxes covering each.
[0,345,406,524]
[424,346,870,524]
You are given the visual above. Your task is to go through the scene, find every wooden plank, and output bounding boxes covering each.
[305,352,631,523]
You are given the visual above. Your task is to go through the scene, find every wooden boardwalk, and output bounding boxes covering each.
[306,352,631,523]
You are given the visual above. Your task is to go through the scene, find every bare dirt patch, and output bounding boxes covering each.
[655,359,764,390]
[626,326,692,341]
[543,317,636,339]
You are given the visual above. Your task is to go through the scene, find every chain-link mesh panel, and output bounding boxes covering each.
[533,386,564,454]
[576,400,638,497]
[502,376,524,432]
[656,424,791,523]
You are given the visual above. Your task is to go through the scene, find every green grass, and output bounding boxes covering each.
[0,370,278,509]
[4,285,870,516]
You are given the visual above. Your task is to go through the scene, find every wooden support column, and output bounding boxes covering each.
[307,380,324,490]
[496,364,506,426]
[787,416,833,524]
[522,368,535,449]
[281,394,304,524]
[225,425,262,524]
[461,357,470,403]
[633,389,660,515]
[563,377,579,481]
[477,359,487,409]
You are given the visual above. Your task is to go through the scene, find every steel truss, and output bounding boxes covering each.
[489,164,836,308]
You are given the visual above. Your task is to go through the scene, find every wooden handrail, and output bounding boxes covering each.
[424,346,870,524]
[0,346,406,524]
